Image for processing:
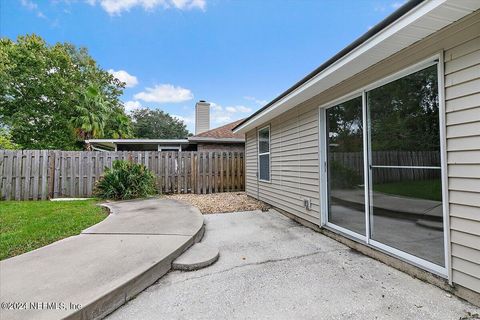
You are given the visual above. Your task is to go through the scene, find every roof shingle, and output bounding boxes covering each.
[192,119,245,140]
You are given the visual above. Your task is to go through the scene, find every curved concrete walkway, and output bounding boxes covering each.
[0,198,204,320]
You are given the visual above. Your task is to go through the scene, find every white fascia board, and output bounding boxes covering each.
[86,139,190,144]
[233,0,452,134]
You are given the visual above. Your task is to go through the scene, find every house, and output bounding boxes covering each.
[233,0,480,305]
[86,101,245,152]
[188,119,245,152]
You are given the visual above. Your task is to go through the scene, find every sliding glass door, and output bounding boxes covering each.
[324,62,445,272]
[326,96,365,236]
[367,64,444,267]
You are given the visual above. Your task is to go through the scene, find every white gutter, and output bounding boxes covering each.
[188,137,245,143]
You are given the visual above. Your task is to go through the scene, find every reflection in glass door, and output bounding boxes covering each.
[326,96,365,236]
[367,64,444,267]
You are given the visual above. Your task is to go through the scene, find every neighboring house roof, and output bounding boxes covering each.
[189,119,245,143]
[85,120,245,150]
[85,139,190,151]
[233,0,480,133]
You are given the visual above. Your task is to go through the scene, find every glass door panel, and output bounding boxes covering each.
[367,64,445,266]
[326,96,365,236]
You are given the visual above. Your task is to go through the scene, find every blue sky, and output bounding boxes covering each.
[1,0,405,133]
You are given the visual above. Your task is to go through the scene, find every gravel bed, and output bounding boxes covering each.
[164,192,270,214]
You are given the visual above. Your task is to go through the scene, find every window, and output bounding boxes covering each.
[258,126,270,181]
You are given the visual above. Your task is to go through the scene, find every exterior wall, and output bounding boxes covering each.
[444,33,480,292]
[245,130,258,199]
[245,10,480,293]
[196,143,244,153]
[246,102,320,224]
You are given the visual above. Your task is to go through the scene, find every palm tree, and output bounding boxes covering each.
[107,107,133,139]
[72,83,109,141]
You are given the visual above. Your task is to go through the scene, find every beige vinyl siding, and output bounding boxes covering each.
[445,30,480,293]
[245,130,258,198]
[246,102,320,224]
[245,10,480,292]
[445,27,480,291]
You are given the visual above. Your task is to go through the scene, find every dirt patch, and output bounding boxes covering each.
[164,192,270,214]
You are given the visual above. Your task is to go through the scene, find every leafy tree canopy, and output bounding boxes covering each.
[0,34,132,150]
[0,127,20,149]
[131,108,190,139]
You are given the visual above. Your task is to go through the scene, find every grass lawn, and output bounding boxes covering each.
[0,200,108,260]
[373,179,442,201]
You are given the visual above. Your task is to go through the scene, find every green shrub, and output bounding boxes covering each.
[330,160,362,189]
[94,160,156,200]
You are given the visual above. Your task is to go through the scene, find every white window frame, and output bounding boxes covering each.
[318,54,450,279]
[257,125,271,183]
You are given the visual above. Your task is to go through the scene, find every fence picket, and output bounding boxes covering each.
[201,153,206,194]
[14,151,22,200]
[53,151,60,198]
[22,151,31,200]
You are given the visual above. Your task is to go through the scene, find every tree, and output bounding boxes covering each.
[131,108,190,139]
[106,106,133,139]
[0,34,132,150]
[0,127,20,149]
[72,84,109,140]
[368,64,439,152]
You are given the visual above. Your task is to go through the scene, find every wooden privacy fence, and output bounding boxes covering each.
[0,150,244,200]
[330,150,441,184]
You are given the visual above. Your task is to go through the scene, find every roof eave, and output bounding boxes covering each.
[233,0,478,134]
[188,137,245,143]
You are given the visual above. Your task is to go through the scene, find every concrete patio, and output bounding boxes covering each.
[108,210,479,320]
[0,198,204,320]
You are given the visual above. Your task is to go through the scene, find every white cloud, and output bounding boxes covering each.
[225,105,252,113]
[87,0,205,15]
[134,84,194,103]
[244,96,267,106]
[391,1,406,9]
[171,0,205,10]
[374,1,406,12]
[209,102,252,126]
[108,69,139,88]
[20,0,37,10]
[20,0,48,19]
[237,105,252,113]
[373,4,386,12]
[212,115,232,125]
[172,114,194,124]
[123,100,142,113]
[210,102,223,112]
